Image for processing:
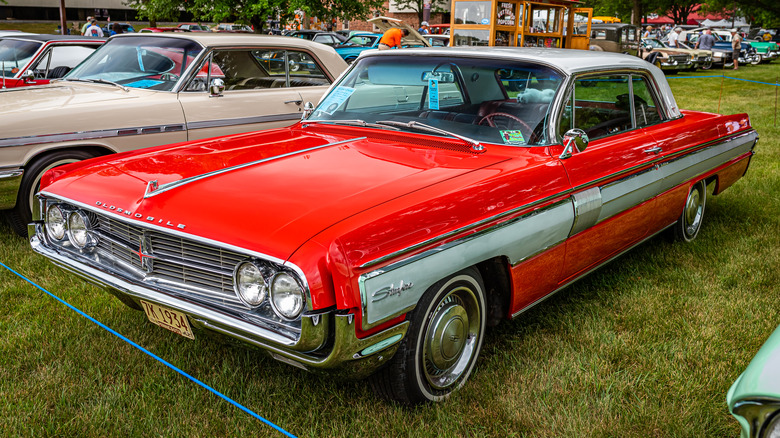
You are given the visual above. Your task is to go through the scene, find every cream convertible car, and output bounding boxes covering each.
[0,33,347,236]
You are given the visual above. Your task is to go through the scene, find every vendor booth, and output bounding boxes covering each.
[449,0,592,49]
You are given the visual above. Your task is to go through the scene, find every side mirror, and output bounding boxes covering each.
[301,101,315,119]
[559,128,589,159]
[209,78,225,97]
[22,70,35,83]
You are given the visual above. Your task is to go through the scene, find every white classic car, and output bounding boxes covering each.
[0,33,347,236]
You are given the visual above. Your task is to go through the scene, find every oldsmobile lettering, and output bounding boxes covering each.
[95,201,186,229]
[371,281,415,303]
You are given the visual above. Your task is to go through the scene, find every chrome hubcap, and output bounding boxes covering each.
[422,285,481,390]
[683,184,704,237]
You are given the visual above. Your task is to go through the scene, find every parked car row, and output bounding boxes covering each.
[588,23,774,73]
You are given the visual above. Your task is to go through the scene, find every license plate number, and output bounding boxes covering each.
[140,300,194,340]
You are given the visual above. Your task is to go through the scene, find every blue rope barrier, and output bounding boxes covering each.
[666,75,780,87]
[0,261,297,438]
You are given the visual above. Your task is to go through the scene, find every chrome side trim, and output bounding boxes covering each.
[186,113,301,130]
[569,187,602,236]
[144,137,366,199]
[0,124,186,148]
[511,222,675,319]
[358,200,574,330]
[0,168,24,210]
[358,192,571,270]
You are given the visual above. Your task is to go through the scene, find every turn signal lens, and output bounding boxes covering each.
[234,262,268,307]
[45,205,66,240]
[270,273,304,320]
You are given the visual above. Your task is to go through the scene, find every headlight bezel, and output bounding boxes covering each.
[66,210,95,249]
[45,204,67,241]
[270,272,306,321]
[233,260,270,308]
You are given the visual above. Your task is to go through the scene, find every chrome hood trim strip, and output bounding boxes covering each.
[144,137,366,199]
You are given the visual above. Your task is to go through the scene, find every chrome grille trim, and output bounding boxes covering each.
[41,196,307,339]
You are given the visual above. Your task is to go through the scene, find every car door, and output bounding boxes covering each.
[178,48,333,141]
[555,72,664,283]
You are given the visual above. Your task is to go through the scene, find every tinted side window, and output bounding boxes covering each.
[566,74,632,140]
[631,76,663,127]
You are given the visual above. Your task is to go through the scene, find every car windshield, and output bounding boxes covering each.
[307,55,564,146]
[65,36,203,91]
[0,39,41,77]
[344,35,378,47]
[644,39,666,48]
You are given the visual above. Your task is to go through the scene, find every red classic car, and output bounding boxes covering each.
[30,48,757,404]
[0,34,104,88]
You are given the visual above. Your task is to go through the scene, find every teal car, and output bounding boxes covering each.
[727,325,780,437]
[334,33,382,64]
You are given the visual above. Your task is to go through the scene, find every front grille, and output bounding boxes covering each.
[670,55,690,64]
[44,201,306,341]
[92,214,245,307]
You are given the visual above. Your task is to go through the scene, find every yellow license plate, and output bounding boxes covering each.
[140,300,194,340]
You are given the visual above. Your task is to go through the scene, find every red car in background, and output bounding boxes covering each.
[0,34,104,88]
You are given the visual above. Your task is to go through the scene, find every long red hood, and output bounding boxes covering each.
[42,126,510,260]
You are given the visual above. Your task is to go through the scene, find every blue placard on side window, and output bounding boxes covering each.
[428,78,439,110]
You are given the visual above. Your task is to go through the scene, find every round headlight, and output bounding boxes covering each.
[270,273,304,320]
[234,262,268,307]
[67,211,91,248]
[45,205,66,241]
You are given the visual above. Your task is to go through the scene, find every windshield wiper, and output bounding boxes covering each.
[62,77,129,92]
[376,120,485,151]
[303,119,400,130]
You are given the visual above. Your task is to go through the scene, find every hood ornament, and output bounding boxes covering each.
[144,180,159,197]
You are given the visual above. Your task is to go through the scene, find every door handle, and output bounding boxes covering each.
[643,146,663,155]
[284,99,303,105]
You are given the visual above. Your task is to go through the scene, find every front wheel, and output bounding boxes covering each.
[369,268,486,404]
[673,180,707,242]
[7,150,98,237]
[750,54,762,65]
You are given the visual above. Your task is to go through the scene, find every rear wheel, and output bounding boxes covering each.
[369,268,486,404]
[7,150,97,237]
[673,180,707,242]
[750,54,763,65]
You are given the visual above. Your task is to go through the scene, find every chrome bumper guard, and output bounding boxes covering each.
[0,168,23,210]
[30,225,408,378]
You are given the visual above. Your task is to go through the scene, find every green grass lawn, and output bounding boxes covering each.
[0,58,778,436]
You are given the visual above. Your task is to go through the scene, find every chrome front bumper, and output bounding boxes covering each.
[0,168,23,210]
[30,224,408,378]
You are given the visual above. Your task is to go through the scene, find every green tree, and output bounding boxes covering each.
[389,0,450,24]
[125,0,182,27]
[186,0,284,33]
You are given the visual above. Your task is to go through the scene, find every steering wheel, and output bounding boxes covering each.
[478,112,532,133]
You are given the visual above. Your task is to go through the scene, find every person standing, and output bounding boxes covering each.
[696,28,716,50]
[81,16,93,35]
[642,25,653,39]
[84,19,104,37]
[418,21,430,35]
[667,27,681,47]
[378,27,409,50]
[110,22,123,36]
[731,29,742,69]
